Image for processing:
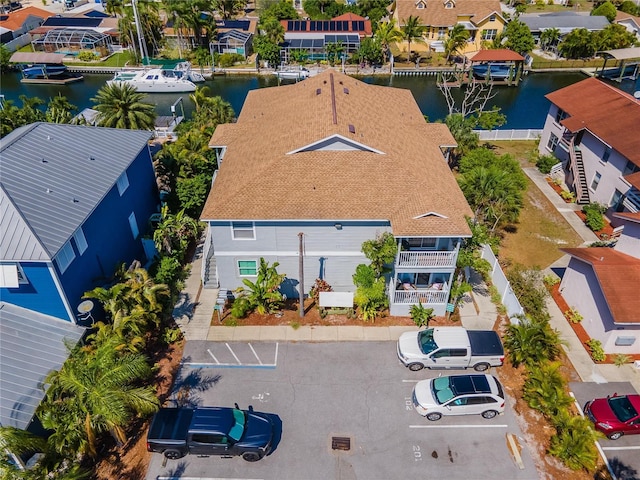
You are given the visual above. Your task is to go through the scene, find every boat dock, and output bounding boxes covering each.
[21,75,83,84]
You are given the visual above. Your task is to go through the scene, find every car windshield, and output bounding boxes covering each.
[432,377,455,404]
[608,396,638,423]
[228,409,246,442]
[418,330,438,355]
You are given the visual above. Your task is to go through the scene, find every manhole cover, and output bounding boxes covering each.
[332,436,351,451]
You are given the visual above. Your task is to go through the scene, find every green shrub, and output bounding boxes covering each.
[536,154,558,174]
[410,303,434,328]
[565,307,583,323]
[523,362,573,418]
[586,339,605,362]
[614,353,631,367]
[153,255,183,285]
[585,209,605,231]
[543,274,559,287]
[218,53,245,67]
[548,415,600,471]
[506,265,548,316]
[560,190,575,202]
[162,327,183,344]
[77,50,99,62]
[504,317,562,367]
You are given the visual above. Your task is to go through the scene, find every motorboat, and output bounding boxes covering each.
[22,64,68,78]
[107,67,197,93]
[174,61,206,83]
[472,63,513,80]
[276,67,310,80]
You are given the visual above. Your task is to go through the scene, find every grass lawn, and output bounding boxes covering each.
[487,141,583,269]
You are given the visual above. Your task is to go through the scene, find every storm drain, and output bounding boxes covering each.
[332,436,351,451]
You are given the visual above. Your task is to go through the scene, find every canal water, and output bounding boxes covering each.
[0,70,636,129]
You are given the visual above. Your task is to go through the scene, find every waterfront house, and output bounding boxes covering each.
[0,123,158,323]
[210,19,257,59]
[519,12,609,48]
[0,5,52,52]
[391,0,505,56]
[279,13,372,63]
[538,77,640,211]
[200,70,473,316]
[615,11,640,42]
[559,213,640,354]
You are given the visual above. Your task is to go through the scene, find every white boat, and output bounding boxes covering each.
[107,67,197,93]
[174,61,206,83]
[276,67,310,80]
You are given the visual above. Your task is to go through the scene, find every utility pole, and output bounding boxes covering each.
[298,232,304,318]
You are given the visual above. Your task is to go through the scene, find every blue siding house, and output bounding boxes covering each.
[201,70,473,316]
[0,122,158,323]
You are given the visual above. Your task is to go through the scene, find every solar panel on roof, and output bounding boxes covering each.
[323,21,329,30]
[310,21,316,31]
[43,17,102,27]
[287,20,293,30]
[329,21,335,31]
[359,21,365,30]
[337,22,343,31]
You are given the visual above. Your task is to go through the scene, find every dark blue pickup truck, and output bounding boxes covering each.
[146,407,274,462]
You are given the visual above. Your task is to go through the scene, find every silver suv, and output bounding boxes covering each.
[412,374,505,421]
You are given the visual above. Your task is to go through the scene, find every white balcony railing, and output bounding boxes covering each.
[391,288,449,304]
[396,250,456,268]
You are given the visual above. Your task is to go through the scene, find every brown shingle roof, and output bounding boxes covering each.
[394,0,502,27]
[0,6,51,30]
[546,77,640,167]
[202,69,473,237]
[471,49,524,62]
[562,247,640,324]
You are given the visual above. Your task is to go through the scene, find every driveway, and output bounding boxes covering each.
[570,382,640,480]
[146,341,538,480]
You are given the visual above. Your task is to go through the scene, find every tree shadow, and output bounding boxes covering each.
[169,368,221,407]
[595,457,639,480]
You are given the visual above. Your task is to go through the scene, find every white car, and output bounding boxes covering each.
[412,374,505,421]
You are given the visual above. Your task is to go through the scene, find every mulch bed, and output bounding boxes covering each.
[574,210,614,240]
[545,178,574,203]
[550,285,640,364]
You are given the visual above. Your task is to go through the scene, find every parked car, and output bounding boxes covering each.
[412,374,505,421]
[397,327,504,372]
[584,394,640,440]
[146,406,274,461]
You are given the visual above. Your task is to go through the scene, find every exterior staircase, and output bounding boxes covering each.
[568,140,590,205]
[203,255,219,289]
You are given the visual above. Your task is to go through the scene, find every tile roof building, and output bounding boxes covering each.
[200,69,472,316]
[391,0,505,55]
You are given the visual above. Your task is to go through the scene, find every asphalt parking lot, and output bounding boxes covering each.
[570,382,640,480]
[146,341,538,480]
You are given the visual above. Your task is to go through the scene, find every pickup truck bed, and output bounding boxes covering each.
[468,331,504,356]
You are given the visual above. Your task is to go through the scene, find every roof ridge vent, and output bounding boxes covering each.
[316,88,321,95]
[343,87,349,94]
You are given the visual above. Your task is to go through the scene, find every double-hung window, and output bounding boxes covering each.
[238,260,258,276]
[56,241,76,273]
[481,29,497,41]
[116,172,129,196]
[128,212,139,239]
[74,227,88,255]
[547,133,559,152]
[232,222,255,240]
[591,172,602,191]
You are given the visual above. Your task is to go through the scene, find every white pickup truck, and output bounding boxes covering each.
[397,326,504,372]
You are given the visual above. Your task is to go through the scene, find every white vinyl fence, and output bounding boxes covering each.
[475,129,542,141]
[480,244,524,321]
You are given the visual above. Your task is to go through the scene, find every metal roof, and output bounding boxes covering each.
[597,47,640,60]
[0,123,152,259]
[0,302,85,429]
[520,12,609,33]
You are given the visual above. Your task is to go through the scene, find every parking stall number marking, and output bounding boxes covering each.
[413,445,423,462]
[405,396,413,411]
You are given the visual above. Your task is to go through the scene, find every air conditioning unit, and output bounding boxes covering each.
[633,360,640,370]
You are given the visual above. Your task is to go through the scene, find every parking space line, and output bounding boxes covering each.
[410,424,509,428]
[157,477,264,480]
[226,343,242,364]
[248,343,262,365]
[601,446,640,451]
[402,379,420,383]
[274,342,279,366]
[207,349,220,364]
[182,363,277,369]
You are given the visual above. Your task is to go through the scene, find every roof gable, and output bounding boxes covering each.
[0,6,51,30]
[0,123,152,258]
[288,134,384,154]
[395,0,502,27]
[562,247,640,324]
[546,78,640,167]
[0,187,48,262]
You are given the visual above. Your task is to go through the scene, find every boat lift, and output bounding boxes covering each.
[596,47,640,83]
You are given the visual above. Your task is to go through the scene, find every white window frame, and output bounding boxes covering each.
[128,212,139,239]
[231,222,256,240]
[15,263,28,284]
[547,133,559,152]
[56,241,76,273]
[116,172,129,196]
[481,29,497,40]
[74,227,88,255]
[591,172,602,191]
[237,259,258,277]
[406,238,437,250]
[554,108,568,124]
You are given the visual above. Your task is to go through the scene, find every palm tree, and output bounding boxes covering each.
[540,27,560,53]
[153,207,201,260]
[41,340,159,457]
[444,23,469,63]
[0,426,47,469]
[548,415,600,471]
[375,19,403,65]
[216,0,246,19]
[400,16,426,63]
[45,94,76,124]
[92,82,156,130]
[523,361,573,417]
[503,317,562,367]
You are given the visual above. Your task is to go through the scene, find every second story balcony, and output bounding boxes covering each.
[396,250,457,268]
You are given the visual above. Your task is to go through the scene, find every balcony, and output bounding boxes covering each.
[391,287,449,305]
[396,250,456,268]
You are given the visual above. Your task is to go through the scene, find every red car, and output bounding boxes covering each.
[584,394,640,440]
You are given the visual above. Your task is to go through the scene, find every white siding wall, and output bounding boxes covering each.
[578,133,631,207]
[614,221,640,258]
[538,106,569,163]
[560,258,640,354]
[210,220,392,296]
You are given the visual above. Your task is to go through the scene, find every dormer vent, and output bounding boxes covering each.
[316,88,321,95]
[348,124,356,134]
[344,87,349,94]
[41,158,47,163]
